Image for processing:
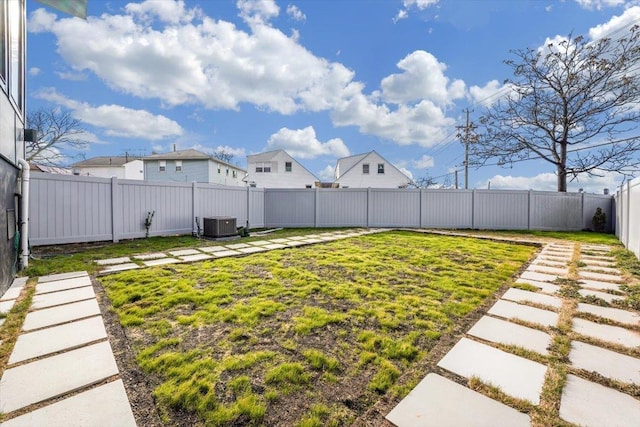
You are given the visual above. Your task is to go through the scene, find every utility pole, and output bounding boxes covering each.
[454,170,458,189]
[456,109,477,190]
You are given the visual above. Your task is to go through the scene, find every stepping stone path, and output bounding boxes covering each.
[388,241,640,427]
[93,228,387,275]
[0,274,137,425]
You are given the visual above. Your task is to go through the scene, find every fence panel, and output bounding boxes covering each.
[118,180,193,239]
[30,173,112,245]
[317,189,368,227]
[249,188,265,229]
[473,190,529,229]
[618,177,640,258]
[368,189,421,227]
[421,190,473,228]
[583,194,614,233]
[529,191,582,231]
[197,185,249,229]
[264,189,315,227]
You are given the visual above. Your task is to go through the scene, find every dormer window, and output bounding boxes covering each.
[285,161,292,172]
[378,163,385,174]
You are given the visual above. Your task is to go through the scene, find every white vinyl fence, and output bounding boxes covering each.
[616,176,640,258]
[29,172,614,246]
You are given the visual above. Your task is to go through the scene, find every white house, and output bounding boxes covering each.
[334,151,411,188]
[246,150,318,188]
[71,156,144,180]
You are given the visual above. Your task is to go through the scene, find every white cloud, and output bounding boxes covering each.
[266,126,350,159]
[589,5,640,40]
[28,1,463,149]
[393,9,408,23]
[574,0,627,11]
[412,154,435,169]
[469,80,512,107]
[55,70,87,81]
[28,67,41,76]
[317,164,336,181]
[35,88,184,140]
[213,145,246,158]
[399,167,414,180]
[381,51,465,106]
[477,170,625,193]
[286,4,306,21]
[404,0,440,9]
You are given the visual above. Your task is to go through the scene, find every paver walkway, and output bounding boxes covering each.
[0,228,383,426]
[387,241,640,427]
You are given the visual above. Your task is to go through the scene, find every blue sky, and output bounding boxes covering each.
[26,0,640,192]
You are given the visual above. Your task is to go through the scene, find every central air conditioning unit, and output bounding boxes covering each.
[203,217,237,238]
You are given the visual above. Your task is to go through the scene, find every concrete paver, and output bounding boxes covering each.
[437,338,546,404]
[581,254,615,262]
[132,252,167,260]
[31,286,95,310]
[9,316,107,364]
[529,264,569,276]
[531,258,567,268]
[237,246,268,254]
[569,341,640,385]
[212,249,241,257]
[0,299,16,313]
[264,243,287,250]
[248,240,273,246]
[270,238,291,243]
[560,374,640,427]
[580,258,617,267]
[0,380,136,427]
[180,254,213,262]
[572,318,640,348]
[197,246,229,253]
[502,288,562,309]
[578,288,625,303]
[386,374,530,427]
[95,257,131,266]
[515,279,561,295]
[225,243,251,249]
[537,254,571,263]
[520,271,559,283]
[143,257,180,266]
[578,279,621,291]
[38,272,88,283]
[22,299,101,331]
[300,238,322,243]
[100,263,140,274]
[0,342,119,414]
[578,270,623,283]
[580,265,622,275]
[488,300,559,327]
[168,249,201,256]
[1,286,22,301]
[577,303,640,326]
[467,315,551,355]
[35,276,92,295]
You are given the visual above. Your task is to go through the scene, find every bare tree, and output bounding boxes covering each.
[26,108,88,166]
[408,175,438,188]
[211,148,234,164]
[474,27,640,191]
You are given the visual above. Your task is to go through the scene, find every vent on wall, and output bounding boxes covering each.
[203,217,237,238]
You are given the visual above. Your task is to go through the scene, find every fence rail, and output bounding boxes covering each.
[616,176,640,258]
[29,172,614,246]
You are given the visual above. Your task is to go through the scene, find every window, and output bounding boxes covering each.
[285,161,292,172]
[305,185,312,189]
[226,168,229,176]
[232,170,237,178]
[256,166,263,173]
[8,0,24,111]
[378,163,385,174]
[175,160,182,172]
[159,160,166,172]
[218,165,221,174]
[362,163,370,174]
[263,166,271,172]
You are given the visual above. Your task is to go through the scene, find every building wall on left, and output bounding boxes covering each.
[0,0,26,295]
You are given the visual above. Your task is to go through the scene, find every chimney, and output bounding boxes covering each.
[173,144,176,152]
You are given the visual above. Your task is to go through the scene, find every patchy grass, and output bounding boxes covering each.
[461,229,621,245]
[100,231,535,426]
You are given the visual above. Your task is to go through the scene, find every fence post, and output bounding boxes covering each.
[418,188,423,229]
[626,180,631,248]
[247,186,251,228]
[527,190,531,230]
[366,187,371,228]
[471,189,475,229]
[314,187,319,228]
[111,177,120,243]
[192,182,198,235]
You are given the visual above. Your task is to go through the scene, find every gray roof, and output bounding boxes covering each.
[336,152,370,177]
[247,149,285,162]
[71,156,139,167]
[143,149,210,160]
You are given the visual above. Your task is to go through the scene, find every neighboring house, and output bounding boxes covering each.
[0,0,26,294]
[334,151,411,188]
[30,163,73,175]
[143,148,246,186]
[245,150,318,188]
[71,156,143,180]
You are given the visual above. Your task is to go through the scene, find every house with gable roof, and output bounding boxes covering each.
[245,149,318,188]
[71,155,143,180]
[334,151,411,188]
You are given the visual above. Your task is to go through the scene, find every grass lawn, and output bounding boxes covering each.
[100,230,536,426]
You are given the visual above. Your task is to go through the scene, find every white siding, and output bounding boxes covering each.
[335,152,410,188]
[207,160,246,186]
[247,151,317,188]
